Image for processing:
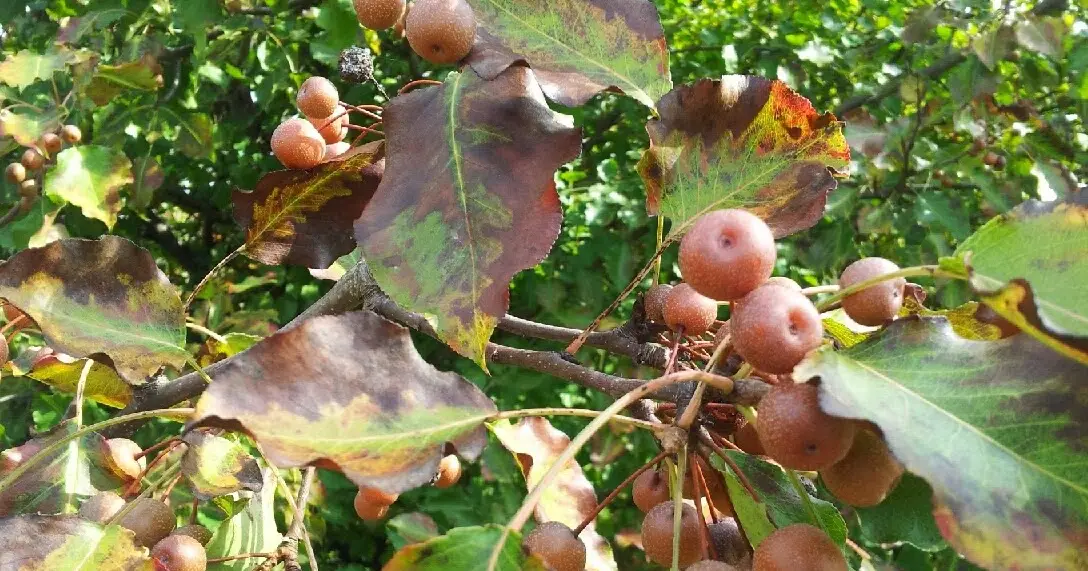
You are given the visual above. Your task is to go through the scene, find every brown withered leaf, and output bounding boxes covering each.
[0,515,148,570]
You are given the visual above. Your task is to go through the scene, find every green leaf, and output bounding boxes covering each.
[206,468,282,571]
[796,317,1088,570]
[43,146,134,230]
[0,515,149,569]
[180,431,263,501]
[192,311,497,494]
[853,473,946,551]
[637,77,851,242]
[899,298,1002,342]
[130,156,165,211]
[0,49,86,90]
[235,144,383,268]
[954,198,1088,363]
[387,512,440,550]
[85,58,161,106]
[174,111,215,160]
[0,108,63,147]
[384,525,546,571]
[0,236,188,383]
[465,0,672,107]
[355,68,580,367]
[25,352,133,409]
[717,457,776,548]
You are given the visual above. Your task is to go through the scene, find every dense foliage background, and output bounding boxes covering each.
[0,0,1084,569]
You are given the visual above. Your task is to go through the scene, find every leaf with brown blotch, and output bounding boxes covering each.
[181,431,263,501]
[0,515,149,570]
[191,311,497,495]
[465,0,672,108]
[491,418,617,571]
[355,68,581,368]
[0,236,188,383]
[637,76,850,239]
[234,143,384,268]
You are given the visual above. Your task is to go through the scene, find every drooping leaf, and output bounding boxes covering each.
[0,48,87,90]
[206,468,282,571]
[953,197,1088,363]
[180,431,263,501]
[0,515,148,570]
[0,236,188,383]
[465,0,671,107]
[43,146,134,230]
[899,298,1001,341]
[26,352,133,409]
[386,512,440,550]
[0,108,63,147]
[355,67,581,367]
[174,111,214,159]
[491,418,617,571]
[637,76,850,240]
[853,473,946,551]
[796,317,1088,570]
[234,145,384,268]
[192,311,497,494]
[711,450,847,548]
[85,57,161,106]
[384,525,546,571]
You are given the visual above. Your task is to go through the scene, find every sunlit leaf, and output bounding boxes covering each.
[192,311,497,494]
[899,298,1001,341]
[85,57,161,106]
[384,525,546,571]
[0,48,87,90]
[465,0,671,107]
[174,111,214,159]
[234,145,383,268]
[43,146,134,230]
[355,67,581,367]
[25,351,133,409]
[638,76,850,241]
[0,236,188,383]
[492,418,617,571]
[0,108,63,147]
[853,473,946,551]
[180,431,263,501]
[0,515,149,570]
[796,317,1088,570]
[206,468,281,571]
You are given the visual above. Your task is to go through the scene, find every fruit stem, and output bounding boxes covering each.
[488,407,664,433]
[207,553,276,564]
[572,448,669,535]
[671,444,689,571]
[691,456,720,524]
[698,431,759,503]
[185,245,245,311]
[785,469,822,528]
[801,284,839,297]
[338,101,383,122]
[814,264,956,312]
[107,462,184,526]
[0,314,27,338]
[664,328,684,375]
[125,439,186,497]
[398,79,443,94]
[689,453,718,561]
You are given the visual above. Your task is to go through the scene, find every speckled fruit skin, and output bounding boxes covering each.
[406,0,477,65]
[755,383,856,471]
[734,421,764,456]
[522,521,586,571]
[296,77,339,119]
[354,0,406,30]
[354,486,398,521]
[118,498,176,547]
[839,257,905,326]
[271,118,326,170]
[679,209,776,301]
[643,283,674,323]
[308,104,348,144]
[663,283,718,335]
[78,491,126,524]
[752,524,848,571]
[708,518,750,566]
[642,501,707,569]
[632,468,670,513]
[821,427,904,507]
[434,454,461,488]
[732,284,823,374]
[151,534,207,571]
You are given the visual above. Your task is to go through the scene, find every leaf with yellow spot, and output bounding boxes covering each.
[0,515,150,570]
[234,143,384,268]
[0,236,187,383]
[26,352,133,409]
[638,76,850,240]
[180,431,263,501]
[43,146,134,230]
[191,311,497,494]
[899,297,1002,341]
[355,68,580,368]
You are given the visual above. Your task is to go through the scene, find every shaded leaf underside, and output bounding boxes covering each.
[0,515,148,570]
[181,431,263,501]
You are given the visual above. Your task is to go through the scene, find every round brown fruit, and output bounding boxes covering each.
[19,180,38,199]
[60,125,82,144]
[434,454,462,489]
[734,421,765,456]
[3,304,30,332]
[103,438,146,482]
[354,486,398,521]
[631,468,670,513]
[4,163,25,184]
[18,195,36,214]
[821,427,903,507]
[839,257,905,326]
[172,524,213,546]
[308,105,348,144]
[21,149,44,171]
[522,521,586,571]
[755,382,856,471]
[764,276,802,292]
[354,0,406,29]
[271,118,326,170]
[731,284,823,374]
[663,283,718,336]
[643,283,673,323]
[151,534,207,571]
[679,209,777,301]
[752,523,847,571]
[40,133,62,155]
[296,76,340,120]
[405,0,477,65]
[78,491,126,523]
[118,498,176,547]
[708,518,750,566]
[642,500,706,569]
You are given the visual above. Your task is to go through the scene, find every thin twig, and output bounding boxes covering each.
[572,449,670,535]
[398,79,442,94]
[698,429,759,503]
[185,245,244,311]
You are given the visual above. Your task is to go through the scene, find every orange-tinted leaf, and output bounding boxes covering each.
[355,68,581,367]
[180,431,263,501]
[0,515,149,570]
[465,0,671,107]
[192,311,497,494]
[234,144,384,268]
[492,418,616,571]
[637,76,850,239]
[0,237,187,383]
